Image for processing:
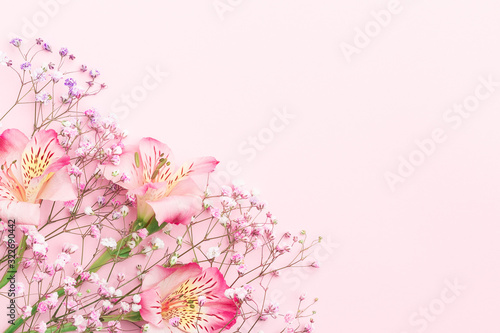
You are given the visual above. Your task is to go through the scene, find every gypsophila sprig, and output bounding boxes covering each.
[0,39,322,333]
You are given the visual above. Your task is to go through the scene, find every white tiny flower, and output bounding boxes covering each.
[176,236,183,245]
[169,254,178,266]
[143,324,150,332]
[73,314,85,326]
[102,300,112,311]
[120,302,130,313]
[151,237,164,250]
[235,287,248,301]
[224,288,235,299]
[219,216,229,227]
[21,305,32,318]
[84,206,95,216]
[163,223,173,233]
[63,277,76,286]
[131,303,141,312]
[120,206,129,217]
[203,199,212,209]
[113,146,123,155]
[133,294,141,303]
[127,240,136,249]
[114,289,122,297]
[206,246,221,260]
[101,238,117,250]
[52,71,63,82]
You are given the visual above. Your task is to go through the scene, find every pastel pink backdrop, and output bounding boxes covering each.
[2,1,500,332]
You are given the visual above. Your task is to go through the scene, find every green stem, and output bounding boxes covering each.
[3,218,157,333]
[25,323,76,333]
[0,235,28,289]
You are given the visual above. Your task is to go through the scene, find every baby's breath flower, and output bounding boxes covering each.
[151,237,164,250]
[84,206,95,216]
[169,254,178,266]
[206,246,221,260]
[101,238,117,250]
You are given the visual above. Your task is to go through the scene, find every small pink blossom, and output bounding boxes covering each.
[21,305,32,318]
[33,272,47,282]
[136,228,148,239]
[37,301,49,313]
[284,312,295,324]
[35,321,47,333]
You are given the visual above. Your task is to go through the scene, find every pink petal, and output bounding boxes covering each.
[128,181,166,197]
[140,264,239,332]
[147,178,203,225]
[0,200,40,226]
[21,130,70,184]
[183,267,239,331]
[0,129,29,181]
[142,263,201,296]
[37,169,77,201]
[185,156,219,175]
[139,289,164,328]
[165,157,218,192]
[0,129,28,163]
[139,138,174,183]
[168,177,202,196]
[147,194,201,225]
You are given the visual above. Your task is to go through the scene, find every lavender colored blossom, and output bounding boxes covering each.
[20,62,31,71]
[59,47,68,57]
[10,37,22,47]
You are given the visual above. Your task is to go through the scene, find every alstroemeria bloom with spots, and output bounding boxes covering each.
[140,263,239,333]
[102,137,218,225]
[0,129,76,225]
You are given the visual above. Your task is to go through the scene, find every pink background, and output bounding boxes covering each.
[2,1,500,332]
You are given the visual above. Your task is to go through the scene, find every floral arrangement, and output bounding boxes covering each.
[0,38,320,333]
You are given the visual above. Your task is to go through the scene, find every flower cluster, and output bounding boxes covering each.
[0,39,320,333]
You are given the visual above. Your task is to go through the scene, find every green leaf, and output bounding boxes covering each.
[146,218,166,234]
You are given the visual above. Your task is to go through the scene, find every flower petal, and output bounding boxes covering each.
[0,129,29,182]
[139,138,174,183]
[139,288,164,328]
[162,267,239,332]
[21,130,69,185]
[147,194,201,226]
[166,157,218,191]
[36,169,77,201]
[0,129,29,164]
[0,200,40,225]
[148,177,204,225]
[142,263,202,296]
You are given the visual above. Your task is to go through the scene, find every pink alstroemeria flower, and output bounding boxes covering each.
[140,263,239,333]
[0,129,76,225]
[103,138,218,225]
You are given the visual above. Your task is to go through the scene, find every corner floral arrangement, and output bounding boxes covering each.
[0,38,321,333]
